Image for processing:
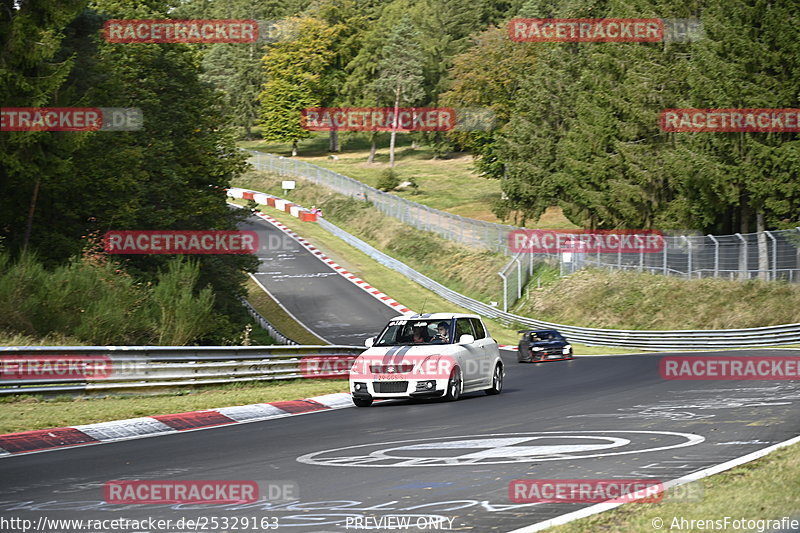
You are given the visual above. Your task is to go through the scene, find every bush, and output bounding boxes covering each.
[0,251,216,345]
[376,169,400,191]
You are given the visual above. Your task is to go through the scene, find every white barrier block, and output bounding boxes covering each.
[74,417,176,442]
[290,205,301,217]
[216,403,287,422]
[274,199,288,210]
[253,193,269,205]
[228,188,245,199]
[308,393,354,409]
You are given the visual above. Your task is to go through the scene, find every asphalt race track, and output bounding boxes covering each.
[2,349,799,532]
[239,213,401,345]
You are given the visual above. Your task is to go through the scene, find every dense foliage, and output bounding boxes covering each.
[1,0,797,343]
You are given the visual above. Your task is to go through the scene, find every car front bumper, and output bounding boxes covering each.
[350,378,449,399]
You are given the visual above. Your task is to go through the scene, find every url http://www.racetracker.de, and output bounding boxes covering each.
[0,515,282,532]
[651,516,799,531]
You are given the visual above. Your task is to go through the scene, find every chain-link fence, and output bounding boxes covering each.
[560,230,800,282]
[246,150,514,252]
[246,151,800,309]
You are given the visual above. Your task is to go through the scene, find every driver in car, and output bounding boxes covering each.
[432,321,450,344]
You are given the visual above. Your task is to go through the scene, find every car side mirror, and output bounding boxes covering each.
[458,334,475,345]
[364,337,375,348]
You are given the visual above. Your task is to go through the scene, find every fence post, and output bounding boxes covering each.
[681,236,692,279]
[765,231,777,280]
[499,271,508,312]
[735,233,747,280]
[708,234,719,278]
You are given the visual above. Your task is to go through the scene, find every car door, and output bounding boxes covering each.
[454,318,482,387]
[470,318,494,385]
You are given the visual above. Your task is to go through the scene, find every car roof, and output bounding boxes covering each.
[519,329,561,334]
[393,313,480,320]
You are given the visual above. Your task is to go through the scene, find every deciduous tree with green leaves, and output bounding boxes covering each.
[258,16,336,156]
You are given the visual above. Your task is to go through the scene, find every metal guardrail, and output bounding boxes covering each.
[317,218,800,350]
[241,298,298,345]
[0,346,363,395]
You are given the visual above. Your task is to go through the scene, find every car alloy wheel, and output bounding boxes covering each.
[444,367,462,401]
[486,364,503,395]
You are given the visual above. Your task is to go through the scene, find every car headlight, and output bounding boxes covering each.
[531,347,544,351]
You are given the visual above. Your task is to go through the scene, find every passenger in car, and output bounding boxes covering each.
[412,326,428,344]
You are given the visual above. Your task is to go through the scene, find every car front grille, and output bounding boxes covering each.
[373,381,409,393]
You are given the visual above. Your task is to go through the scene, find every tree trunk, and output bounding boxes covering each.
[389,84,401,168]
[756,210,768,280]
[329,129,339,152]
[22,177,41,251]
[738,201,750,280]
[291,140,298,157]
[368,133,377,163]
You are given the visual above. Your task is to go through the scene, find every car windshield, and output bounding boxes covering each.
[374,319,452,346]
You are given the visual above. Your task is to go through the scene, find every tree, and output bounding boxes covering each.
[172,0,312,139]
[0,0,88,253]
[258,16,336,156]
[371,14,426,167]
[440,26,538,222]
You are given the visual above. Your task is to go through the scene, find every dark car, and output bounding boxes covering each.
[517,329,573,362]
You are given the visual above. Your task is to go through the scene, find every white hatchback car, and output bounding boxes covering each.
[349,313,504,407]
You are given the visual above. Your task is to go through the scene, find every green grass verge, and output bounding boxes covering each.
[0,379,347,434]
[246,276,327,345]
[546,441,800,532]
[514,268,800,330]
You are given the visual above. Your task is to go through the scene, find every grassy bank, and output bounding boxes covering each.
[515,268,800,330]
[549,441,800,532]
[246,276,327,345]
